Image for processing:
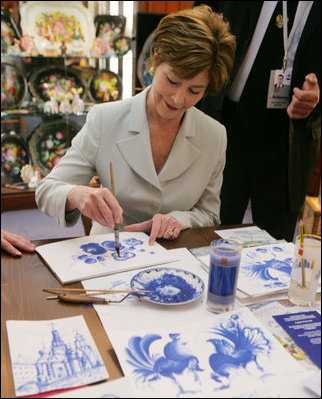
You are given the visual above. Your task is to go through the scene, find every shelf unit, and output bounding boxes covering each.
[1,1,136,211]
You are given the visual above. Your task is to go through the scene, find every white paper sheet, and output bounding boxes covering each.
[36,232,178,284]
[107,307,305,398]
[82,248,229,333]
[238,242,295,296]
[47,377,136,398]
[6,315,108,397]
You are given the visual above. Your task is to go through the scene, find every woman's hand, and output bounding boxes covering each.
[67,186,123,228]
[124,214,182,245]
[1,229,36,257]
[287,73,320,120]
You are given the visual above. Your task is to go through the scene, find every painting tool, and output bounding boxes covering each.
[43,287,149,294]
[110,162,120,257]
[43,288,150,304]
[299,220,306,287]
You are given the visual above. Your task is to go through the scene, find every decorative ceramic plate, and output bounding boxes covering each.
[19,1,95,57]
[1,8,21,53]
[1,133,29,179]
[28,65,85,104]
[137,31,153,88]
[1,62,27,110]
[28,118,80,176]
[88,69,122,103]
[94,15,126,55]
[131,267,205,305]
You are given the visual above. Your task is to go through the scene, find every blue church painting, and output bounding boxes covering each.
[125,333,203,397]
[11,324,107,396]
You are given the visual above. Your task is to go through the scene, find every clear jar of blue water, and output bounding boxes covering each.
[207,239,243,313]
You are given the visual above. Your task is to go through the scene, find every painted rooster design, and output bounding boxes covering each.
[207,314,271,386]
[126,333,203,396]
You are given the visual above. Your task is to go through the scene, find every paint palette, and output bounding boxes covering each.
[131,267,205,305]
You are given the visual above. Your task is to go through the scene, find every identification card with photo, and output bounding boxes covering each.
[267,68,292,109]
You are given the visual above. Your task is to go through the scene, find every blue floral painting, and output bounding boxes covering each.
[36,232,175,285]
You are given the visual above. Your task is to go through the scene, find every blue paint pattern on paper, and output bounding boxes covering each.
[207,314,271,389]
[125,333,203,396]
[242,245,292,288]
[12,324,106,396]
[74,237,154,264]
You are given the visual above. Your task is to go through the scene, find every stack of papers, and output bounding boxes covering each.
[236,242,294,303]
[196,242,295,305]
[215,225,285,247]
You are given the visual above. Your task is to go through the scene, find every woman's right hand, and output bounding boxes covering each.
[66,186,123,228]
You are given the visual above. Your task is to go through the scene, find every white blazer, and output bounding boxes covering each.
[36,87,227,235]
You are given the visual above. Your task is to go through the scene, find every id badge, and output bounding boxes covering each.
[267,68,292,109]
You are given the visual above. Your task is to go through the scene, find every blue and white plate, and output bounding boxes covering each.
[131,267,205,305]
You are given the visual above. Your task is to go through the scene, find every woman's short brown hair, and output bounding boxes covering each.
[146,4,236,95]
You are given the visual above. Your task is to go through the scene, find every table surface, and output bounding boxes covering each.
[2,224,251,398]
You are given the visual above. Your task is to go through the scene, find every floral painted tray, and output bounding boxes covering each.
[1,62,27,110]
[1,132,29,179]
[28,65,85,104]
[88,69,122,103]
[28,118,80,176]
[94,14,126,56]
[19,1,95,57]
[131,267,205,305]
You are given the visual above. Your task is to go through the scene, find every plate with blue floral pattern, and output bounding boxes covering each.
[131,267,204,305]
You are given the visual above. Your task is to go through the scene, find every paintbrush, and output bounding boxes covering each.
[110,162,120,257]
[299,220,306,287]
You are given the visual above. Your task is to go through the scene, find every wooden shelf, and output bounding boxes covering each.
[1,186,37,212]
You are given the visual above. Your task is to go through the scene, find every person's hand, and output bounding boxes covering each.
[287,73,320,119]
[1,229,36,257]
[124,214,182,245]
[67,186,123,228]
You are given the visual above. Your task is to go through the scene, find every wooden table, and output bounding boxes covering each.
[1,225,251,398]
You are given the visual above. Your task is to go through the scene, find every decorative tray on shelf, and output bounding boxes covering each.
[1,132,29,180]
[1,62,27,110]
[88,69,122,103]
[19,1,95,57]
[28,65,86,105]
[28,118,80,176]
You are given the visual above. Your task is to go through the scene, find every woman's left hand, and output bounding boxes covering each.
[123,214,182,245]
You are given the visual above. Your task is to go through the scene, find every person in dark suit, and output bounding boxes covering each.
[194,1,320,241]
[274,74,285,88]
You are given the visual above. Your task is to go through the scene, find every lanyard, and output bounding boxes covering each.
[282,1,313,72]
